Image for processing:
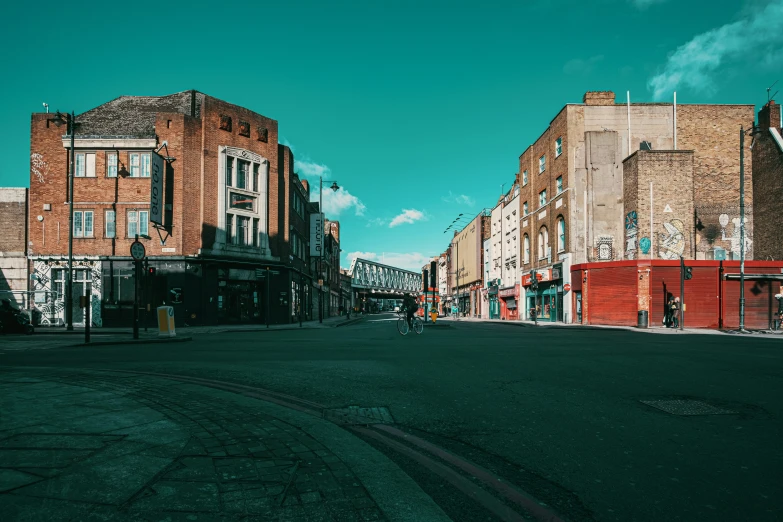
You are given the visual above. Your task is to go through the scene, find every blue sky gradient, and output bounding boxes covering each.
[2,0,781,270]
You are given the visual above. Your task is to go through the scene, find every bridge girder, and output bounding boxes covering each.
[348,258,420,293]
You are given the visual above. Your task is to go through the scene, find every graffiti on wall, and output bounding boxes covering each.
[720,214,752,256]
[31,260,102,327]
[625,211,638,260]
[658,219,686,260]
[640,237,651,255]
[597,236,614,261]
[31,153,49,184]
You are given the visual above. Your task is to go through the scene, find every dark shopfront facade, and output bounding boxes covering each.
[99,256,311,328]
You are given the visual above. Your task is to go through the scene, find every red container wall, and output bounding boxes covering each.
[684,267,720,328]
[722,277,780,330]
[587,267,638,326]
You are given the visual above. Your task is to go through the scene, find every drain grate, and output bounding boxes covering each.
[324,406,395,425]
[640,399,738,416]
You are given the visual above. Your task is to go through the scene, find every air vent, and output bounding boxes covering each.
[640,141,652,151]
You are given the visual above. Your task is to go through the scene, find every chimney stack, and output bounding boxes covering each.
[758,100,781,130]
[583,91,616,106]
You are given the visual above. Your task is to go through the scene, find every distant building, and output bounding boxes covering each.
[751,100,783,261]
[0,188,28,308]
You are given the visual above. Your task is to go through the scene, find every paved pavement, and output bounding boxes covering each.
[2,313,782,521]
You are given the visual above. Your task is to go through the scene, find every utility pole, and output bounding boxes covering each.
[739,127,746,332]
[66,112,75,330]
[680,255,685,331]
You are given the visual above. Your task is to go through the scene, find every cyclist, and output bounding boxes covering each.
[402,293,419,329]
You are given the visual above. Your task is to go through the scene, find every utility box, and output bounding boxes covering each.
[157,306,176,337]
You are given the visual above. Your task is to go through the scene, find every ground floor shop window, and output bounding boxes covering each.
[218,280,261,324]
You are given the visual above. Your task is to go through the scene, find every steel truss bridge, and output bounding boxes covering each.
[347,258,421,294]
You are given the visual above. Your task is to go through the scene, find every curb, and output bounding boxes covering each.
[65,336,193,347]
[334,317,365,328]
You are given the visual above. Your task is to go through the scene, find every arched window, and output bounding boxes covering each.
[523,234,530,264]
[538,227,549,260]
[557,217,566,252]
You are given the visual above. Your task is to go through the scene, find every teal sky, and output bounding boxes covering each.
[2,0,781,270]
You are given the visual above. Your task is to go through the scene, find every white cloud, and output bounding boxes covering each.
[630,0,667,8]
[344,251,433,271]
[365,217,388,227]
[313,186,366,217]
[442,191,475,206]
[562,55,604,75]
[389,209,426,228]
[648,0,783,100]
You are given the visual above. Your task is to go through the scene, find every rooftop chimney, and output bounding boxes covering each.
[758,100,781,130]
[583,91,616,106]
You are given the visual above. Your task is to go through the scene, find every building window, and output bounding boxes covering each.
[522,170,528,186]
[523,234,530,264]
[237,216,251,246]
[556,137,563,157]
[73,210,94,237]
[105,210,115,238]
[226,156,234,186]
[557,217,566,252]
[539,154,546,173]
[229,192,256,211]
[253,218,259,248]
[253,163,260,192]
[523,201,528,215]
[539,189,547,208]
[107,152,118,177]
[127,210,149,237]
[226,214,234,244]
[557,176,563,194]
[75,153,95,177]
[538,227,549,260]
[236,159,249,189]
[129,153,151,177]
[514,185,519,198]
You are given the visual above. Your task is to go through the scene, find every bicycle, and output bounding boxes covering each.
[397,314,423,335]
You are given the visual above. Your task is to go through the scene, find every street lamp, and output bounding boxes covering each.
[318,177,340,323]
[739,125,762,332]
[50,111,78,330]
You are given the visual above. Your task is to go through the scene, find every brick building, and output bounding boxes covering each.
[517,91,755,324]
[28,90,318,327]
[752,100,783,261]
[323,220,341,317]
[0,188,28,308]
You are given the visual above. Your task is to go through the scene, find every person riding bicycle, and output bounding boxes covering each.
[402,293,419,329]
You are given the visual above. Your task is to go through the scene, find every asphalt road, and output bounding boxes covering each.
[3,314,782,521]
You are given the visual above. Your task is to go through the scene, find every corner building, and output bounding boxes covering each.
[28,90,315,327]
[517,91,755,324]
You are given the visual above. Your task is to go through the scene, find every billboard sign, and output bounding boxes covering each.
[150,152,165,225]
[310,213,324,257]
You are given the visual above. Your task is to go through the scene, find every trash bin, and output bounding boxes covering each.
[157,306,176,337]
[637,310,649,329]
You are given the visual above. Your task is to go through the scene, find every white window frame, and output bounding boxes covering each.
[73,210,94,238]
[127,210,149,238]
[105,210,116,238]
[557,176,563,194]
[539,155,546,174]
[524,234,530,264]
[107,152,118,178]
[556,137,563,157]
[75,153,85,177]
[557,218,566,252]
[538,227,549,260]
[129,152,151,178]
[522,170,528,186]
[523,201,528,216]
[539,189,547,208]
[223,149,266,250]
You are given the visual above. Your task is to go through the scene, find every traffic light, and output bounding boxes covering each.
[430,261,437,288]
[422,269,429,291]
[684,266,692,280]
[148,267,156,276]
[530,271,539,291]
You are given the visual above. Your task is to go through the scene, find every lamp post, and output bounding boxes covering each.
[445,213,470,318]
[739,125,762,332]
[50,111,77,330]
[318,178,340,323]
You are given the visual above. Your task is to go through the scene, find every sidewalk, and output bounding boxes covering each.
[0,367,450,522]
[439,315,783,336]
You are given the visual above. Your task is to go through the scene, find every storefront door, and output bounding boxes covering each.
[576,292,583,323]
[218,280,261,324]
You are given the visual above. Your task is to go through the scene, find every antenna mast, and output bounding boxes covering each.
[768,80,779,103]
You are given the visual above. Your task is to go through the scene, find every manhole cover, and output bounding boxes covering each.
[640,399,738,416]
[324,406,394,425]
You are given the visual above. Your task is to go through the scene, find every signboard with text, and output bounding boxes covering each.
[310,213,324,257]
[150,152,165,225]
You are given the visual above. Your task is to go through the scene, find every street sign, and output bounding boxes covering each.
[150,152,165,225]
[564,283,572,292]
[130,241,146,261]
[255,268,280,278]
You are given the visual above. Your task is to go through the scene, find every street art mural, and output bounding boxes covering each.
[722,215,752,257]
[658,219,686,260]
[31,152,49,184]
[30,260,102,327]
[640,237,651,255]
[625,211,638,260]
[597,236,614,261]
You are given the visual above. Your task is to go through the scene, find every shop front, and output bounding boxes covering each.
[488,284,499,319]
[499,284,519,320]
[522,268,563,322]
